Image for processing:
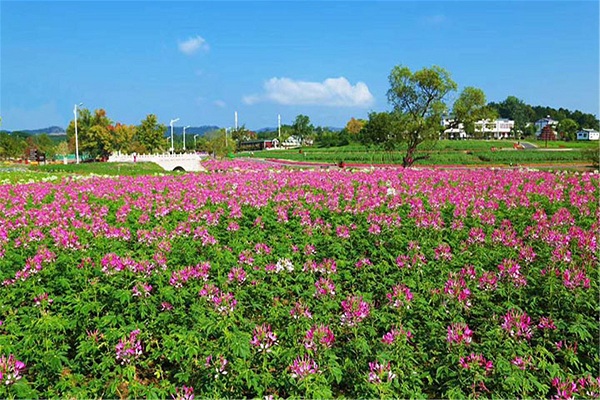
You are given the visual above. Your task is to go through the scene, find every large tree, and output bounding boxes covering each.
[135,114,167,153]
[449,87,497,138]
[66,108,114,159]
[556,118,579,141]
[291,114,314,142]
[386,65,457,167]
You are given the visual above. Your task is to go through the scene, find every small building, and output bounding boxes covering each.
[576,128,600,141]
[238,139,277,151]
[442,118,515,139]
[475,118,515,139]
[534,116,558,135]
[281,135,302,148]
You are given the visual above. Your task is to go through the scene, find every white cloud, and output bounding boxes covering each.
[213,100,226,108]
[243,77,374,107]
[178,35,209,55]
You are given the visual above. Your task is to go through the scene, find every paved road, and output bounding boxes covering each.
[519,141,538,149]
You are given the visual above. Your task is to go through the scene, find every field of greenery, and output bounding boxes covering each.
[0,160,598,398]
[243,140,598,167]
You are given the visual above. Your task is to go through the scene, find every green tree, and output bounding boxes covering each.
[490,96,535,134]
[292,115,314,143]
[345,117,366,135]
[358,111,398,151]
[204,129,236,158]
[449,87,497,138]
[386,65,457,167]
[136,114,167,153]
[556,118,579,141]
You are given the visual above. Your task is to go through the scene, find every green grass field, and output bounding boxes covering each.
[30,162,167,176]
[241,140,598,167]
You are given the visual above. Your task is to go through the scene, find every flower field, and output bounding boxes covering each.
[0,160,598,398]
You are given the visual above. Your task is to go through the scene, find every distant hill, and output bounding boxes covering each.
[2,126,66,136]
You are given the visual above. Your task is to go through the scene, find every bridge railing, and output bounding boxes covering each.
[108,152,209,163]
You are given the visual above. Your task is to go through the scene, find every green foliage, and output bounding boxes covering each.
[292,115,314,141]
[135,114,167,154]
[385,64,458,166]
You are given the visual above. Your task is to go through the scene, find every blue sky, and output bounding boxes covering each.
[1,1,598,131]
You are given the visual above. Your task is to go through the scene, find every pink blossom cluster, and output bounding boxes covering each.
[169,262,211,288]
[205,355,228,379]
[368,361,396,384]
[303,324,335,351]
[340,295,370,327]
[250,324,278,353]
[447,322,473,345]
[0,354,26,385]
[444,273,472,308]
[227,267,247,284]
[459,353,493,373]
[498,259,527,287]
[34,292,54,307]
[132,282,152,297]
[115,329,142,365]
[290,301,313,319]
[386,284,413,309]
[551,376,600,400]
[198,284,237,315]
[501,309,533,341]
[3,247,56,286]
[314,277,336,298]
[172,385,194,400]
[289,356,320,379]
[381,325,412,345]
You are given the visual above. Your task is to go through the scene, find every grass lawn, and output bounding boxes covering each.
[240,140,598,167]
[29,161,168,176]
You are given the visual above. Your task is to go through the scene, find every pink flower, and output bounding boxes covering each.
[115,329,142,365]
[447,322,473,345]
[341,295,370,327]
[250,324,278,353]
[172,385,194,400]
[304,325,335,351]
[0,354,26,385]
[386,284,413,309]
[368,361,396,384]
[289,356,320,379]
[314,277,336,298]
[501,309,533,341]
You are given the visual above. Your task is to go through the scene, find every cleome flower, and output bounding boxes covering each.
[250,324,278,353]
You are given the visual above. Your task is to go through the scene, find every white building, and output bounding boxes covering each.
[475,118,515,139]
[535,116,558,135]
[442,118,515,139]
[281,135,302,148]
[576,128,600,141]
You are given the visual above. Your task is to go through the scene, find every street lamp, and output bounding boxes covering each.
[183,125,190,151]
[169,118,179,153]
[193,134,199,149]
[73,103,83,164]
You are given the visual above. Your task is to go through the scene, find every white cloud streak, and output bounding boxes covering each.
[243,77,374,107]
[178,35,209,55]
